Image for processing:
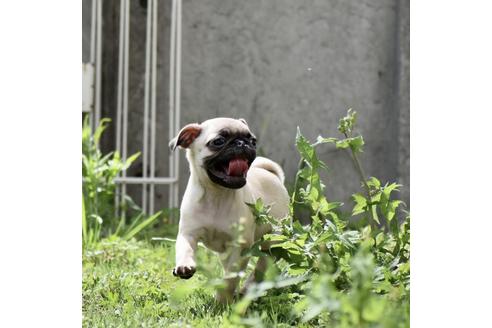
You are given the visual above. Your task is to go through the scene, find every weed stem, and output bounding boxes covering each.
[290,158,305,225]
[344,132,376,228]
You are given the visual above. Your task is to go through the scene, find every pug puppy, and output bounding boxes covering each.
[169,117,289,302]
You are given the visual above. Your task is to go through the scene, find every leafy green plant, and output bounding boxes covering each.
[82,116,160,248]
[315,109,405,231]
[227,109,410,326]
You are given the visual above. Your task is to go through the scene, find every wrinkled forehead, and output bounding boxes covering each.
[200,118,252,137]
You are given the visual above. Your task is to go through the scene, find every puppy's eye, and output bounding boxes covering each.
[251,138,257,146]
[211,136,226,147]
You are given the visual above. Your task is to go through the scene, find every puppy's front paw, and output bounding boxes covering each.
[172,265,196,279]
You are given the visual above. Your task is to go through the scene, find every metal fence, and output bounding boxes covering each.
[83,0,182,219]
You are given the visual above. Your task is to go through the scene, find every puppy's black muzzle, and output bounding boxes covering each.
[204,136,256,189]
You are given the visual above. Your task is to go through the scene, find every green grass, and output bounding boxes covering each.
[83,237,216,327]
[83,237,315,327]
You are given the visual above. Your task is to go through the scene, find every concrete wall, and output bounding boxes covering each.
[83,0,410,211]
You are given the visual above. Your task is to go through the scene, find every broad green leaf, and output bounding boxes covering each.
[271,241,303,252]
[123,152,141,170]
[382,182,401,198]
[371,205,380,225]
[295,127,314,160]
[264,234,288,242]
[352,193,367,215]
[318,198,342,215]
[335,139,350,149]
[367,177,381,189]
[386,200,403,222]
[375,232,385,246]
[349,135,364,153]
[314,229,334,245]
[93,118,111,145]
[292,220,306,234]
[288,266,309,275]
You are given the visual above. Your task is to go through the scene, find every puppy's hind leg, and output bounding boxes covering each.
[239,255,268,296]
[216,248,249,304]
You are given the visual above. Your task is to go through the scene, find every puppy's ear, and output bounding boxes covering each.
[169,123,202,151]
[238,118,248,126]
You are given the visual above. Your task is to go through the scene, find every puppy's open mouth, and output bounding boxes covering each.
[207,156,252,189]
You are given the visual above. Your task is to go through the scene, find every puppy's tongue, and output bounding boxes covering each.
[226,158,249,177]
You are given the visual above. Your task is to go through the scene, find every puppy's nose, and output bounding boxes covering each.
[234,139,245,147]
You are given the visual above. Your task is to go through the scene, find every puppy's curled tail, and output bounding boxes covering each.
[250,156,285,184]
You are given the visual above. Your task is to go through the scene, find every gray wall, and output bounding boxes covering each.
[83,0,410,212]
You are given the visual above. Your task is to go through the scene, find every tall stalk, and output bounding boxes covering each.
[338,110,378,228]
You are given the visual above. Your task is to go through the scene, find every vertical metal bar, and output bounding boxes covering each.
[90,0,97,62]
[115,0,126,218]
[89,0,97,131]
[149,0,158,214]
[142,0,153,214]
[94,0,102,129]
[174,0,182,211]
[168,0,177,216]
[116,0,124,156]
[121,0,130,220]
